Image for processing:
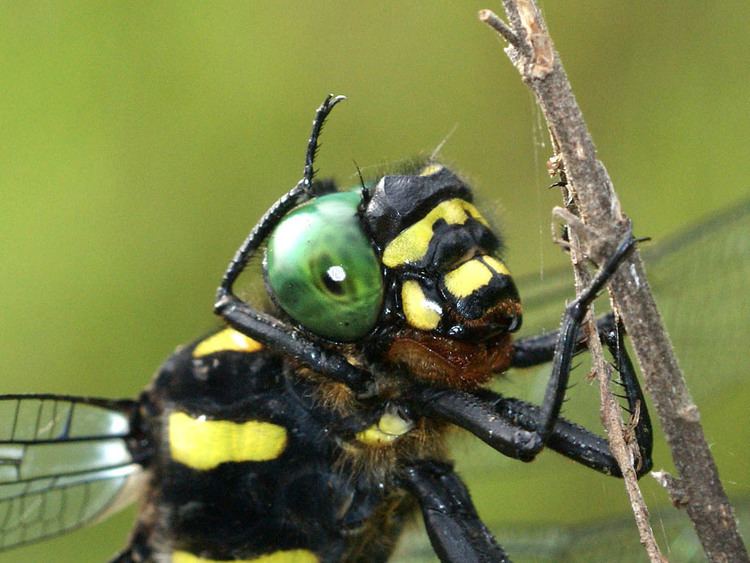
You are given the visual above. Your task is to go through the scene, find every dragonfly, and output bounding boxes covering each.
[1,95,748,561]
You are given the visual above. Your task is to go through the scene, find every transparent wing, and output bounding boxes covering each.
[0,395,144,551]
[639,200,750,404]
[397,196,750,562]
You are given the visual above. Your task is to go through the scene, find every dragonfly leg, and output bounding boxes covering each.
[217,94,345,299]
[499,393,653,477]
[399,459,510,563]
[525,232,639,443]
[511,312,616,368]
[411,234,650,466]
[215,298,373,395]
[420,324,653,477]
[510,312,653,476]
[212,95,374,396]
[411,385,544,461]
[497,325,654,477]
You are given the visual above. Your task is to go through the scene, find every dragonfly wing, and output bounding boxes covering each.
[0,395,145,551]
[643,199,750,402]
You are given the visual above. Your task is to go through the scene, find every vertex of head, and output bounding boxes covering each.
[364,165,476,252]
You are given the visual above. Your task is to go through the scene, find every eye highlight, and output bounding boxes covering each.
[265,191,384,342]
[323,265,347,295]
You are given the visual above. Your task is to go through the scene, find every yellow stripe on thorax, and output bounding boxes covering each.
[193,328,263,358]
[355,410,414,447]
[382,199,489,267]
[168,412,287,470]
[172,549,318,563]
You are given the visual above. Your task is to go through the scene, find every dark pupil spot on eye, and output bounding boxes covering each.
[323,271,345,295]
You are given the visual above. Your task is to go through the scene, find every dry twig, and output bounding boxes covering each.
[480,2,749,562]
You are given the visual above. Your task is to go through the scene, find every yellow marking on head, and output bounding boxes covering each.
[172,549,318,563]
[463,201,490,227]
[193,328,263,358]
[419,163,444,176]
[382,199,487,267]
[401,280,442,330]
[355,409,414,447]
[483,255,511,276]
[168,412,287,470]
[443,258,493,299]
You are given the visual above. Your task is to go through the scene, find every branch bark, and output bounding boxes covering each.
[480,3,749,562]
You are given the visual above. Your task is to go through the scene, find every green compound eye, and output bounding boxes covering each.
[265,191,384,342]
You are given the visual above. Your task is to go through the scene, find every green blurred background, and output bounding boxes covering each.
[1,2,749,562]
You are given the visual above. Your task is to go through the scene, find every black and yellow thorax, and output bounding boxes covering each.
[140,326,442,562]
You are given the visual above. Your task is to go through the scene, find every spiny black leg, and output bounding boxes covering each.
[511,304,652,471]
[492,359,653,479]
[399,460,510,563]
[216,300,372,394]
[451,327,653,477]
[212,95,374,394]
[217,94,345,295]
[217,182,307,296]
[302,95,346,191]
[493,396,639,476]
[416,346,653,476]
[413,235,641,461]
[603,321,653,468]
[512,257,654,470]
[511,312,616,368]
[537,232,639,440]
[411,386,542,461]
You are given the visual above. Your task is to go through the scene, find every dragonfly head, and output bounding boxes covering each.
[263,163,522,390]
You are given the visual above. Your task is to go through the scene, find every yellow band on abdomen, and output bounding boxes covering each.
[168,411,287,470]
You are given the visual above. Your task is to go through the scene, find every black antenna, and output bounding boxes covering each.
[215,95,373,394]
